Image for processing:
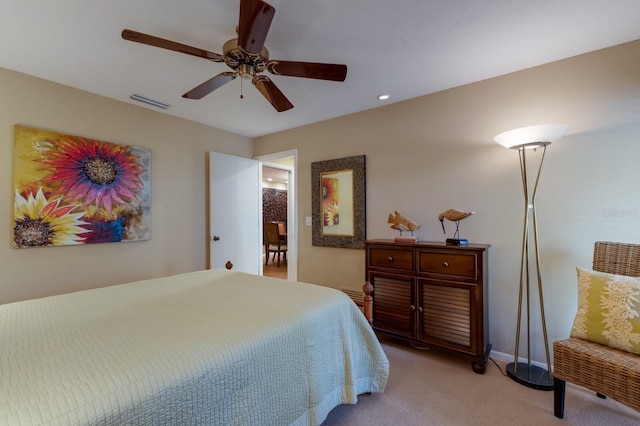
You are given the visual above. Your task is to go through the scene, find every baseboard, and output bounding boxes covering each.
[490,349,552,371]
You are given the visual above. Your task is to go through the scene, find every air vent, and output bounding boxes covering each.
[130,94,170,109]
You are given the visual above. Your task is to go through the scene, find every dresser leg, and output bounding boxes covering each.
[471,343,492,374]
[471,360,486,374]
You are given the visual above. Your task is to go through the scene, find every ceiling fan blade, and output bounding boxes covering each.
[122,29,224,62]
[238,0,275,54]
[182,72,237,99]
[252,75,293,112]
[267,60,347,81]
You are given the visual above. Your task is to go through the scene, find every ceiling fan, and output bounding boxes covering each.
[122,0,347,112]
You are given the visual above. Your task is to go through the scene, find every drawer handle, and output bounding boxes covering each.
[387,256,394,262]
[442,261,449,268]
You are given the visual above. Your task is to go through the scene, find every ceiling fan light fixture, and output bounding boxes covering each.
[238,64,255,79]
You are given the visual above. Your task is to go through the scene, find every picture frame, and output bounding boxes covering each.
[311,155,366,249]
[13,125,151,248]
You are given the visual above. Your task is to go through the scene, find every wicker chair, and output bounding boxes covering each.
[553,241,640,418]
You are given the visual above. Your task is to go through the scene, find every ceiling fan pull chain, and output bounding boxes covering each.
[240,78,244,99]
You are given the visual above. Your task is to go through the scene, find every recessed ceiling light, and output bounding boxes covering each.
[377,94,390,101]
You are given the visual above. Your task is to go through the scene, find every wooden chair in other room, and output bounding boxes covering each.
[276,221,287,244]
[264,222,287,267]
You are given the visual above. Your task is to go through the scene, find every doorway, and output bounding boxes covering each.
[256,150,297,281]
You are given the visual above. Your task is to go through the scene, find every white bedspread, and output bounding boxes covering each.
[0,269,388,425]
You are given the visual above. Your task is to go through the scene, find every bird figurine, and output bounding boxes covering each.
[438,209,475,245]
[388,211,420,242]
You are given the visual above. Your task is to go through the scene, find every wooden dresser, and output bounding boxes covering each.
[365,239,490,373]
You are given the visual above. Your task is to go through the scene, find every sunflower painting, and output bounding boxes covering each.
[13,125,151,248]
[322,177,339,227]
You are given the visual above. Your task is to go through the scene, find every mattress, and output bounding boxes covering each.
[0,269,388,425]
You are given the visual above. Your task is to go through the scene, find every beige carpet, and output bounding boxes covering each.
[322,339,640,425]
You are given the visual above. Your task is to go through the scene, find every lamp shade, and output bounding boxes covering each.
[494,124,570,149]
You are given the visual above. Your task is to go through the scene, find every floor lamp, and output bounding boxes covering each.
[494,123,570,391]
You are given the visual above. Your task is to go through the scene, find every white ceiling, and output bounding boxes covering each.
[262,166,288,184]
[2,1,640,138]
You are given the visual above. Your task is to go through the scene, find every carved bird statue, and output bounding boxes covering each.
[388,211,420,234]
[438,209,475,238]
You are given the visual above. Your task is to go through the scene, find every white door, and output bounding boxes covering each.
[209,152,261,274]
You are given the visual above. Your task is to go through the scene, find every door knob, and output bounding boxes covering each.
[225,261,233,270]
[212,235,220,241]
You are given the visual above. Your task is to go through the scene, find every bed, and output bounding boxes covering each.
[0,269,389,425]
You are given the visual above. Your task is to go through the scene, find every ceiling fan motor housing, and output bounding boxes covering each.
[223,38,269,79]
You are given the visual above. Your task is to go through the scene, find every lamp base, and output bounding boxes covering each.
[506,362,553,391]
[446,238,468,246]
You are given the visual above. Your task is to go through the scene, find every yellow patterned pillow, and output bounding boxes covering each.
[570,267,640,355]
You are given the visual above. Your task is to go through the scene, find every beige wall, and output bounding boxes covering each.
[1,67,252,304]
[2,39,639,363]
[254,40,640,361]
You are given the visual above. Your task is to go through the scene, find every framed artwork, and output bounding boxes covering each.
[311,155,365,249]
[12,125,151,248]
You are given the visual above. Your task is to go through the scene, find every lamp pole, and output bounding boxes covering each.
[506,142,553,390]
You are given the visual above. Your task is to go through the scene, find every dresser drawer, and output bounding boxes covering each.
[368,247,414,271]
[418,251,477,279]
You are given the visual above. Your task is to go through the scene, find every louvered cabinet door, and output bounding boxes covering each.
[417,279,478,355]
[370,273,415,339]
